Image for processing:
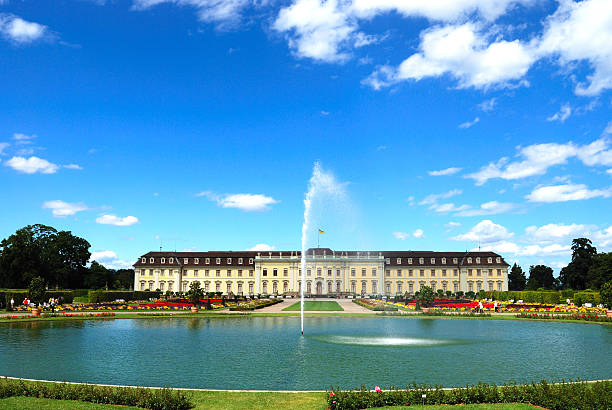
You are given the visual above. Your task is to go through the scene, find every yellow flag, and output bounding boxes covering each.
[318,229,325,234]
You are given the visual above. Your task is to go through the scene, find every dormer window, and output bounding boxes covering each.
[431,258,435,264]
[141,257,146,263]
[149,257,154,263]
[161,258,165,264]
[195,258,199,264]
[476,257,481,264]
[442,258,446,264]
[397,258,401,264]
[385,258,390,264]
[205,258,210,264]
[227,258,232,264]
[238,258,243,264]
[248,258,253,264]
[408,258,412,264]
[453,258,458,264]
[419,258,424,264]
[488,257,492,263]
[467,257,472,263]
[496,257,501,263]
[216,258,221,264]
[184,258,188,264]
[169,257,173,264]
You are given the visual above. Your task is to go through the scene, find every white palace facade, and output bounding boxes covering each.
[133,248,509,296]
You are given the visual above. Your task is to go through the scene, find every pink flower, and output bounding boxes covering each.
[329,392,335,397]
[375,386,382,392]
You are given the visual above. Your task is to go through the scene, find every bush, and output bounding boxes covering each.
[601,281,612,309]
[573,291,601,307]
[0,378,192,410]
[484,291,560,304]
[88,290,162,303]
[327,380,612,410]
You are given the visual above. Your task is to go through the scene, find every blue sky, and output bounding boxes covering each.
[1,0,611,272]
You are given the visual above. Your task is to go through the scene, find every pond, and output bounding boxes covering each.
[1,317,611,390]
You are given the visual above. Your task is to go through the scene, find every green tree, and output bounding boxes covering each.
[84,261,112,289]
[27,276,46,307]
[586,252,612,290]
[526,265,555,290]
[508,263,527,291]
[418,285,435,308]
[600,281,612,309]
[187,281,204,306]
[559,238,597,290]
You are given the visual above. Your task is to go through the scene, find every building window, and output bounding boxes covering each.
[419,258,424,264]
[408,258,412,264]
[431,269,436,277]
[497,269,502,276]
[372,268,377,276]
[351,268,355,277]
[194,258,199,264]
[361,281,367,295]
[307,282,311,294]
[385,258,390,264]
[454,269,458,277]
[476,269,481,276]
[397,258,401,264]
[238,258,243,264]
[216,270,221,277]
[149,257,154,263]
[441,258,446,264]
[284,282,288,292]
[397,269,402,277]
[431,258,435,264]
[149,269,153,276]
[194,269,198,276]
[205,270,209,277]
[371,280,377,294]
[327,269,332,276]
[205,258,210,264]
[249,283,254,293]
[227,269,232,277]
[488,257,492,263]
[468,269,473,277]
[467,257,472,263]
[273,268,278,277]
[442,269,446,277]
[336,269,341,276]
[141,257,146,263]
[385,270,390,277]
[453,258,458,264]
[468,282,473,292]
[184,258,188,264]
[238,269,242,277]
[227,258,231,264]
[169,257,174,264]
[409,282,414,293]
[284,268,288,277]
[317,268,322,276]
[476,257,481,264]
[488,281,494,291]
[361,268,366,277]
[454,282,459,292]
[497,281,502,291]
[420,269,424,277]
[238,282,243,293]
[430,281,436,291]
[442,282,447,291]
[351,281,356,293]
[328,281,333,293]
[307,269,311,276]
[249,258,254,264]
[227,282,232,294]
[409,269,413,277]
[477,282,482,291]
[216,258,221,264]
[249,270,254,277]
[204,282,209,291]
[397,282,402,294]
[263,282,268,294]
[386,282,391,294]
[161,258,165,264]
[336,281,341,292]
[496,257,501,263]
[263,269,268,277]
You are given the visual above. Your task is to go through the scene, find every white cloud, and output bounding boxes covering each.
[198,191,279,212]
[393,232,409,240]
[479,97,497,111]
[515,243,572,257]
[4,156,59,174]
[42,200,88,217]
[459,117,480,128]
[246,243,276,251]
[90,250,133,269]
[445,221,461,228]
[454,201,516,216]
[605,121,612,135]
[132,0,254,29]
[525,223,591,244]
[466,138,612,185]
[63,164,83,170]
[364,23,535,90]
[525,183,612,203]
[451,219,513,243]
[413,229,424,239]
[0,142,8,155]
[419,189,462,205]
[594,225,612,248]
[428,167,462,176]
[13,133,36,144]
[547,103,572,123]
[0,14,48,43]
[429,203,471,213]
[96,214,139,226]
[538,0,612,96]
[607,169,612,176]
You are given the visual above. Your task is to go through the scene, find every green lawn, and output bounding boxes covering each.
[1,395,541,410]
[282,301,344,311]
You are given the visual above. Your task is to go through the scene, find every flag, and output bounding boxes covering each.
[318,229,325,234]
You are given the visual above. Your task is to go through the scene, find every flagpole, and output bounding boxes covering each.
[317,230,320,248]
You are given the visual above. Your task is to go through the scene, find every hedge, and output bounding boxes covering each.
[88,290,162,303]
[484,291,560,304]
[0,378,192,410]
[573,291,601,307]
[1,290,74,310]
[327,380,612,410]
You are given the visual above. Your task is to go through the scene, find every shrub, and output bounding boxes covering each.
[601,281,612,309]
[28,277,47,307]
[573,291,601,307]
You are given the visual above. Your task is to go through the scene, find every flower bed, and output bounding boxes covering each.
[516,312,612,323]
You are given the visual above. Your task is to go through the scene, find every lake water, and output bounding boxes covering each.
[1,316,610,390]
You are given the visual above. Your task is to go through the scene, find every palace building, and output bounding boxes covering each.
[133,248,509,296]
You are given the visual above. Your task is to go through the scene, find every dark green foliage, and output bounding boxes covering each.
[0,378,192,409]
[27,276,46,306]
[526,265,555,290]
[573,291,601,306]
[88,290,161,303]
[327,380,612,410]
[586,252,612,290]
[186,281,204,306]
[508,263,526,291]
[601,281,612,308]
[559,238,597,290]
[1,290,74,310]
[483,290,560,304]
[418,285,435,307]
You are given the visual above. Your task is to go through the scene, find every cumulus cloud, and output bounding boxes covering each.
[419,189,462,205]
[4,156,59,174]
[445,221,461,228]
[63,164,83,170]
[393,231,409,240]
[428,167,462,176]
[466,138,612,185]
[479,97,497,111]
[525,183,612,202]
[459,117,480,128]
[90,250,133,269]
[198,191,279,212]
[525,223,591,244]
[96,214,139,226]
[13,133,36,144]
[547,103,572,122]
[42,200,88,217]
[364,23,535,90]
[451,219,513,243]
[454,201,517,216]
[246,243,276,251]
[0,14,49,43]
[413,229,425,239]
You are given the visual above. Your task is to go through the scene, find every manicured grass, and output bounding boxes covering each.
[0,396,140,409]
[371,404,539,410]
[283,301,344,311]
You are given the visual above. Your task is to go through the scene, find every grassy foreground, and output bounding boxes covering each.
[1,394,540,410]
[283,301,344,311]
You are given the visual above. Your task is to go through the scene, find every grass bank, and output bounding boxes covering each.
[283,301,344,311]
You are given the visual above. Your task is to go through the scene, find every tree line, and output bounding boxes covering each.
[508,238,612,291]
[0,224,133,290]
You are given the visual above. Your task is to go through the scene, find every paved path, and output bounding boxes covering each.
[255,298,375,314]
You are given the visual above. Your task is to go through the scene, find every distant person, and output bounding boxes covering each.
[50,299,55,313]
[493,301,498,312]
[478,301,483,313]
[23,298,29,307]
[10,297,14,310]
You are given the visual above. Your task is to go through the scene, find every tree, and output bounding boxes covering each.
[84,261,113,289]
[0,224,91,289]
[187,281,204,306]
[508,263,527,291]
[418,285,435,308]
[586,252,612,290]
[526,265,555,290]
[600,281,612,309]
[27,276,46,307]
[559,238,597,290]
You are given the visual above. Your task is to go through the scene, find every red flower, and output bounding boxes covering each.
[329,392,335,397]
